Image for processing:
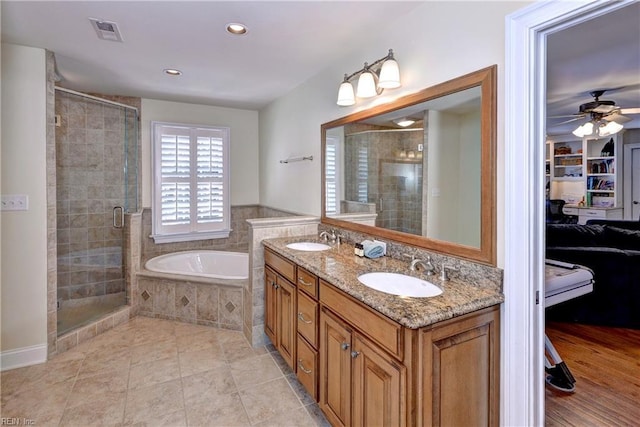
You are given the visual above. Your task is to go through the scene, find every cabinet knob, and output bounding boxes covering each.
[274,284,279,290]
[351,351,361,359]
[341,342,350,351]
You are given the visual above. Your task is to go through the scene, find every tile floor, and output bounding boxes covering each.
[1,317,329,426]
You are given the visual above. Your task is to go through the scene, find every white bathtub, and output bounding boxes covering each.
[144,250,249,280]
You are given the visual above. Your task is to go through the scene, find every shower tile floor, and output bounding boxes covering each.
[57,293,127,336]
[1,317,329,426]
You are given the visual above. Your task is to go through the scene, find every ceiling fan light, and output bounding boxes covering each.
[572,122,590,137]
[378,58,401,89]
[598,120,623,137]
[337,80,355,106]
[356,71,377,98]
[394,118,415,127]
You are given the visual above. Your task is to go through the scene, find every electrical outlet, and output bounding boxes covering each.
[1,194,29,211]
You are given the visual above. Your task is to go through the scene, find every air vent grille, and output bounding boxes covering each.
[89,18,124,42]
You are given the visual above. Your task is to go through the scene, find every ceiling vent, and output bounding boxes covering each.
[89,18,124,42]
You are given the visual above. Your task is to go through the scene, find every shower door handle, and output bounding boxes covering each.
[113,206,124,229]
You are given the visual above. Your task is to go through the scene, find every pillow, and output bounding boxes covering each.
[546,224,605,247]
[603,226,640,250]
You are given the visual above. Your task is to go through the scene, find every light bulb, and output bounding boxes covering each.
[337,79,355,106]
[378,58,401,89]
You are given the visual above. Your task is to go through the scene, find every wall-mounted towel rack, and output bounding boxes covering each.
[279,155,313,164]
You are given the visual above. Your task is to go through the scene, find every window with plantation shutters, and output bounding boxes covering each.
[325,137,339,215]
[357,146,368,203]
[151,122,230,243]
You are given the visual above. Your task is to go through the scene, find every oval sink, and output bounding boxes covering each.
[357,272,443,298]
[286,242,331,251]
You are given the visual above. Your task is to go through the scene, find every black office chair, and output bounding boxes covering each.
[547,199,576,224]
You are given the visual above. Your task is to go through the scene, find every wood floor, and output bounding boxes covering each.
[545,322,640,426]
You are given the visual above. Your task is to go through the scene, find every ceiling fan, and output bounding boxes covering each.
[550,90,640,125]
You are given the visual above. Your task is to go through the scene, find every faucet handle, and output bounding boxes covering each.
[440,265,459,281]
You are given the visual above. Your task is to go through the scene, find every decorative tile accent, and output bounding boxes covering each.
[225,301,236,313]
[141,290,150,301]
[181,296,190,307]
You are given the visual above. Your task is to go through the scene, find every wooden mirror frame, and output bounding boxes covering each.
[321,65,496,265]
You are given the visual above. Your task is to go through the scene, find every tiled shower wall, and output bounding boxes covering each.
[55,92,135,303]
[344,123,424,235]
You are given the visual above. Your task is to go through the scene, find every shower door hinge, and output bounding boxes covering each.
[55,115,61,127]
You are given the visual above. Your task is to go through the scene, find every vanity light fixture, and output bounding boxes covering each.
[164,68,182,76]
[337,49,401,106]
[226,23,248,35]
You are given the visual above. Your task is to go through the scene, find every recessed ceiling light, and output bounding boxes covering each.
[164,69,182,76]
[226,23,248,35]
[394,118,416,127]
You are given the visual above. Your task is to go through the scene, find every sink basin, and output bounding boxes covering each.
[357,272,443,298]
[286,242,331,251]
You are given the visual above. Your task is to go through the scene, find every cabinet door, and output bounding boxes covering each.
[277,276,297,370]
[352,333,406,427]
[264,267,278,345]
[423,307,499,427]
[319,307,352,427]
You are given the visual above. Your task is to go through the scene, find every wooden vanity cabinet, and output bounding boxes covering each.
[264,249,297,371]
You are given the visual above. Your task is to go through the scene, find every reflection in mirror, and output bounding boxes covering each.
[322,66,496,265]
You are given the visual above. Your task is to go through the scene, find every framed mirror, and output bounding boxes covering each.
[322,65,496,265]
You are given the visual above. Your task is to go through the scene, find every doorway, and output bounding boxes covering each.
[624,142,640,220]
[504,1,637,425]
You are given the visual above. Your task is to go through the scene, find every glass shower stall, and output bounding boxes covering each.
[54,88,138,335]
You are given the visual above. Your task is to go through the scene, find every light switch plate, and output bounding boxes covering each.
[1,194,29,211]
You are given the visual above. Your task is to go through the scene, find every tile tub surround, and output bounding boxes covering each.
[1,317,328,426]
[136,272,245,330]
[262,236,504,329]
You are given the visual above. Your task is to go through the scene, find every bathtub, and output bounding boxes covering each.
[144,250,248,280]
[138,250,248,330]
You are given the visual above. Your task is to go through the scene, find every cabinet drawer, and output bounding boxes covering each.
[264,248,295,282]
[297,291,318,348]
[562,207,579,216]
[320,280,402,359]
[296,334,318,401]
[580,208,606,219]
[297,267,318,299]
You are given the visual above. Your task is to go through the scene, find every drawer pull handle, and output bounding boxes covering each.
[298,360,312,374]
[298,312,312,324]
[341,342,350,351]
[351,351,361,359]
[298,277,313,287]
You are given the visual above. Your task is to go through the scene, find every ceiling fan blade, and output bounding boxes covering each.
[554,117,583,125]
[620,107,640,115]
[547,114,583,119]
[604,113,632,124]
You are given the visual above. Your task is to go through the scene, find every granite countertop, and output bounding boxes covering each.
[262,236,504,329]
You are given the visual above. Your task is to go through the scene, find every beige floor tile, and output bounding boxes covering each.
[0,367,30,401]
[128,355,180,390]
[173,321,213,337]
[2,378,74,420]
[130,338,178,366]
[17,359,83,392]
[182,367,237,408]
[133,325,175,347]
[187,392,250,427]
[59,390,126,426]
[222,335,266,362]
[77,347,131,379]
[176,329,223,353]
[254,406,316,427]
[238,377,302,425]
[125,408,187,426]
[66,369,129,408]
[123,378,184,425]
[178,346,227,378]
[87,328,135,354]
[230,353,282,391]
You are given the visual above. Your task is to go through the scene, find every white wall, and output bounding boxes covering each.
[140,99,260,208]
[259,0,532,267]
[1,44,49,358]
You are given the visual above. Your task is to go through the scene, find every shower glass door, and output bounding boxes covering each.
[55,90,138,335]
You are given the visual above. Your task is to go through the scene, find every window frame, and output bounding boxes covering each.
[151,121,231,243]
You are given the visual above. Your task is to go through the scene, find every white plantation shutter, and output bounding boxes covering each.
[357,146,368,203]
[152,122,230,243]
[325,137,339,215]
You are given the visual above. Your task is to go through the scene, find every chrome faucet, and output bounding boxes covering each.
[409,255,435,275]
[319,229,337,243]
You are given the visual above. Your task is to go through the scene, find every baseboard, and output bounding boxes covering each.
[1,344,47,371]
